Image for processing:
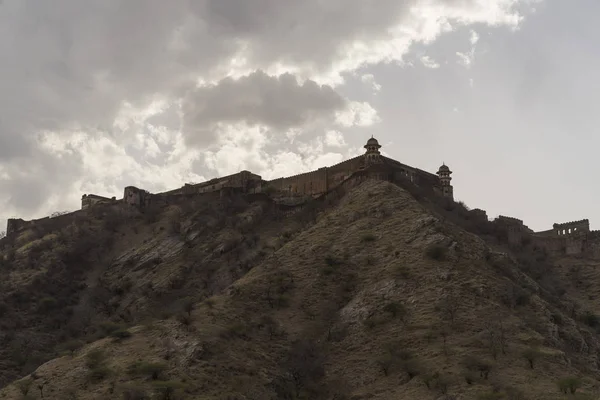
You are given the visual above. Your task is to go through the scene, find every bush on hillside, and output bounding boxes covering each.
[425,244,447,261]
[557,376,581,394]
[128,361,167,380]
[522,348,543,370]
[361,233,377,242]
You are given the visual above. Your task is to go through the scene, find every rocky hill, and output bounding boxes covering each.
[0,180,599,399]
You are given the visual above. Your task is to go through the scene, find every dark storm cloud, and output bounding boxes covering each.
[182,71,348,146]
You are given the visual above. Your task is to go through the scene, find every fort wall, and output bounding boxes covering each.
[268,167,329,197]
[81,194,117,209]
[469,208,488,222]
[553,219,590,236]
[6,210,86,237]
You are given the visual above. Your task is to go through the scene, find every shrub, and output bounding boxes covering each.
[522,348,542,369]
[504,386,526,400]
[16,378,33,395]
[37,296,58,312]
[463,356,492,379]
[425,244,447,261]
[463,370,477,385]
[85,349,107,369]
[478,392,505,400]
[204,298,215,308]
[557,376,581,394]
[98,321,125,337]
[324,255,342,267]
[152,381,185,400]
[400,358,421,379]
[60,339,84,356]
[376,354,394,376]
[121,384,149,400]
[361,233,377,242]
[422,371,450,394]
[181,297,194,316]
[363,315,386,329]
[582,312,599,329]
[88,365,112,383]
[395,265,411,279]
[383,302,407,320]
[128,361,167,380]
[110,329,133,340]
[177,312,192,326]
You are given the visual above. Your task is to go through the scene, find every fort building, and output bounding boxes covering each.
[81,194,117,209]
[3,136,455,237]
[7,135,600,259]
[87,136,455,210]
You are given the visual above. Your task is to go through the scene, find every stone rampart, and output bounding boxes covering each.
[6,210,84,237]
[268,167,329,196]
[553,219,590,236]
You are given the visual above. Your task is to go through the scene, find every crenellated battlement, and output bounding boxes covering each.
[552,219,590,236]
[553,219,589,228]
[497,215,523,224]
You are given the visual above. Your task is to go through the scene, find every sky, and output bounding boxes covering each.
[0,0,598,233]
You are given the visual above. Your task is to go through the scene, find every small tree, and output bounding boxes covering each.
[425,244,447,261]
[16,378,33,396]
[121,384,149,400]
[522,348,542,370]
[383,302,407,321]
[557,376,581,394]
[182,297,194,316]
[463,356,493,380]
[110,329,133,340]
[376,353,394,376]
[153,381,184,400]
[438,294,460,326]
[60,340,84,356]
[129,361,167,381]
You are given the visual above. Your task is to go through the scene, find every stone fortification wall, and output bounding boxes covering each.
[6,210,85,237]
[531,235,565,254]
[124,186,153,207]
[494,215,530,246]
[158,171,262,197]
[81,194,117,209]
[326,156,365,186]
[585,231,600,257]
[189,171,262,194]
[469,208,488,222]
[268,167,329,197]
[553,219,590,236]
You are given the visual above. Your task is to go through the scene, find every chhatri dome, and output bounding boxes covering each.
[364,136,381,149]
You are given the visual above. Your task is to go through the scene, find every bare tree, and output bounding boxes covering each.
[438,293,460,327]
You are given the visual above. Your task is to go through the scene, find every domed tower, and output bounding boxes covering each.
[437,163,454,199]
[364,136,383,166]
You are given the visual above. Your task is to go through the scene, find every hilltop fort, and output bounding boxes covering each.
[6,136,599,257]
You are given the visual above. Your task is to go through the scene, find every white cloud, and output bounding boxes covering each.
[361,73,382,92]
[421,55,441,68]
[456,29,480,68]
[335,102,381,127]
[324,130,346,147]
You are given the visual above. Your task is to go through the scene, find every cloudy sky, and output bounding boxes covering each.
[0,0,598,233]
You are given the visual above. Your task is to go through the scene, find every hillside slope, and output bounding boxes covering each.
[1,180,600,399]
